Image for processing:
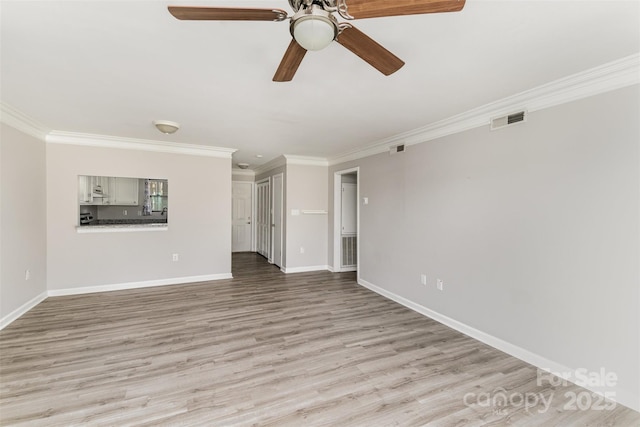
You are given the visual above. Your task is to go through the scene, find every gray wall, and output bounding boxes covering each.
[46,143,232,291]
[286,164,328,270]
[329,86,639,408]
[0,124,47,319]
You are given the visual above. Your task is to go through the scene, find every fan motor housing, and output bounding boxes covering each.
[290,0,343,13]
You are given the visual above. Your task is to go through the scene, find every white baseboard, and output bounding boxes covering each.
[47,273,233,297]
[0,291,48,330]
[282,265,329,274]
[357,277,639,413]
[327,265,358,273]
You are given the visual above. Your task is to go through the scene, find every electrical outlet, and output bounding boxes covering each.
[137,211,142,216]
[300,247,305,254]
[420,274,427,285]
[25,270,30,281]
[123,210,128,216]
[437,279,444,291]
[172,253,179,262]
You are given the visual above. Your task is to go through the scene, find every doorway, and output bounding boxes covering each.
[232,182,253,252]
[333,168,359,273]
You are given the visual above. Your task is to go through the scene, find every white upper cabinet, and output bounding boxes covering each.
[78,175,111,205]
[78,176,139,206]
[112,177,139,206]
[78,175,91,204]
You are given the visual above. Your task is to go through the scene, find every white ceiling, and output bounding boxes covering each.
[2,0,639,169]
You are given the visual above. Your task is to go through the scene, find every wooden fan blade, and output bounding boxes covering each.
[168,6,288,22]
[273,40,307,82]
[337,25,404,76]
[343,0,465,19]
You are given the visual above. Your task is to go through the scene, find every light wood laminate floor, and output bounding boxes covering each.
[1,253,638,426]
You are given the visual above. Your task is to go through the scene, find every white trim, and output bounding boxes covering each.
[283,155,329,167]
[232,169,255,178]
[0,103,50,140]
[251,180,257,253]
[46,131,236,158]
[254,155,328,175]
[329,53,640,166]
[282,265,329,274]
[253,156,286,176]
[48,273,233,297]
[76,225,168,233]
[357,277,640,412]
[0,291,48,330]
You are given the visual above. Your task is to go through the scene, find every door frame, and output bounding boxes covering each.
[271,173,284,268]
[251,181,258,253]
[333,167,360,276]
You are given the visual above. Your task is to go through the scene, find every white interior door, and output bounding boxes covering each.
[232,182,252,252]
[272,173,283,268]
[256,179,270,259]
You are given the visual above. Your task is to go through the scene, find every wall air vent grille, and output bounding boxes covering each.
[390,144,405,155]
[491,110,527,130]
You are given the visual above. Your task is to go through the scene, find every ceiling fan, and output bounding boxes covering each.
[168,0,466,82]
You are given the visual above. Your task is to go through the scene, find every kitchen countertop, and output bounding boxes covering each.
[76,222,168,233]
[87,219,167,225]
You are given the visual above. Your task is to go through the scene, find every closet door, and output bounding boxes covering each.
[256,179,271,258]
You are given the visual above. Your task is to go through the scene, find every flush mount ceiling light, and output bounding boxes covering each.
[290,5,338,51]
[153,120,180,134]
[237,163,250,169]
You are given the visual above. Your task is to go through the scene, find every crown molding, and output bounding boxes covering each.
[253,155,287,176]
[254,154,329,176]
[0,103,50,140]
[329,53,640,166]
[46,131,236,158]
[232,169,255,177]
[283,154,329,167]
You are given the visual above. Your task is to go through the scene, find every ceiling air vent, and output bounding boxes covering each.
[390,144,405,155]
[491,110,527,130]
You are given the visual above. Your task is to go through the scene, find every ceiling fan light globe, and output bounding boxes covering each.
[293,17,335,51]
